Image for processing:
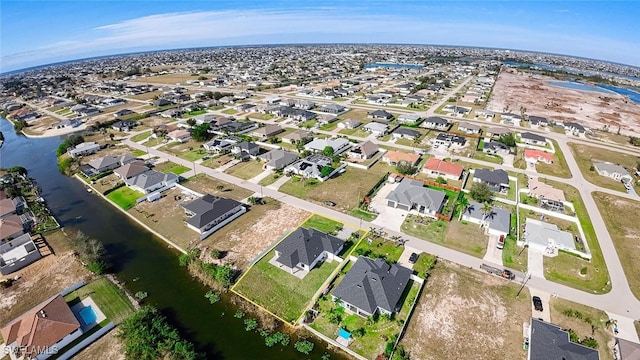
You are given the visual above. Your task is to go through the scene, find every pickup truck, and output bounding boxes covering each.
[480,263,515,280]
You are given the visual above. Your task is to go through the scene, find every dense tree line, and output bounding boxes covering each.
[56,134,85,156]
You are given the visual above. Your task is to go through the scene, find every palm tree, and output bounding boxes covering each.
[458,196,470,221]
[481,202,493,223]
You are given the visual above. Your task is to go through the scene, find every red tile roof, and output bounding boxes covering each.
[524,149,553,162]
[423,158,464,177]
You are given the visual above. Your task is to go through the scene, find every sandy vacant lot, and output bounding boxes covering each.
[488,70,640,136]
[75,330,125,360]
[401,261,531,360]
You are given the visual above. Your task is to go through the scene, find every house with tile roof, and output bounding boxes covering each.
[382,150,420,166]
[386,178,446,217]
[422,158,464,180]
[524,149,553,164]
[182,194,246,239]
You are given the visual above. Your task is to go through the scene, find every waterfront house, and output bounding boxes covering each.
[332,257,412,317]
[88,154,136,173]
[182,194,246,239]
[68,142,100,158]
[0,295,82,359]
[125,170,179,194]
[0,233,42,275]
[114,161,149,180]
[272,228,344,276]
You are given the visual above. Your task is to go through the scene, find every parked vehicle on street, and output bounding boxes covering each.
[480,263,515,280]
[324,200,336,207]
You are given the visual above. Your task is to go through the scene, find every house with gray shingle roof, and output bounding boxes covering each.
[461,201,511,236]
[529,318,600,360]
[114,160,149,180]
[332,257,412,317]
[88,154,136,173]
[124,170,179,194]
[258,149,300,171]
[272,228,344,276]
[519,132,547,146]
[473,169,509,192]
[593,162,632,182]
[386,178,446,217]
[391,127,421,141]
[182,194,246,239]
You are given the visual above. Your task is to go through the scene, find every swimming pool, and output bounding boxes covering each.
[79,306,98,324]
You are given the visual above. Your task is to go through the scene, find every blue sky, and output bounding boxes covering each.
[1,1,639,72]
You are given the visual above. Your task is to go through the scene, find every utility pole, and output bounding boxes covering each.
[516,272,531,298]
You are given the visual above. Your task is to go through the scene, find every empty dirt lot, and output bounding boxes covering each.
[488,70,640,136]
[400,261,531,360]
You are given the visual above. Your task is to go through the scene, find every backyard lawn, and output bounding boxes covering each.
[349,208,377,222]
[301,214,343,234]
[178,148,208,162]
[550,298,615,360]
[353,237,404,263]
[233,250,339,323]
[593,192,640,300]
[569,142,638,192]
[224,160,265,180]
[278,162,392,213]
[536,139,571,178]
[153,161,191,175]
[541,179,611,294]
[64,277,135,324]
[106,186,144,210]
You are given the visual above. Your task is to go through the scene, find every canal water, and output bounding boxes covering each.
[0,118,344,360]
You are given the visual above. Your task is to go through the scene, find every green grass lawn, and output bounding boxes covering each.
[141,137,164,147]
[472,151,503,164]
[64,277,135,324]
[131,131,152,142]
[258,173,282,186]
[184,109,207,117]
[502,208,528,271]
[311,280,421,359]
[298,120,317,129]
[412,253,437,278]
[338,128,358,136]
[353,237,404,263]
[569,142,638,192]
[153,161,191,175]
[301,214,344,234]
[224,160,265,180]
[222,108,238,115]
[536,139,571,178]
[541,180,611,294]
[131,149,147,157]
[319,122,338,131]
[401,215,447,243]
[106,186,144,210]
[349,208,378,222]
[233,250,339,322]
[178,148,208,162]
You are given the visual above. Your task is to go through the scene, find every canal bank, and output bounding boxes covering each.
[0,118,347,359]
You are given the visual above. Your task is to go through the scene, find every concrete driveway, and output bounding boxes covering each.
[370,182,408,232]
[483,234,504,266]
[528,248,545,279]
[502,153,515,167]
[397,246,419,268]
[529,290,551,322]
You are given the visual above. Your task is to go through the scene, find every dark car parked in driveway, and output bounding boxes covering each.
[532,296,543,311]
[409,252,419,264]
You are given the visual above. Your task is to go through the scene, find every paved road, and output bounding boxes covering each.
[123,135,640,323]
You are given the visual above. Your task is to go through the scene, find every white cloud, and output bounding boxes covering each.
[2,8,638,71]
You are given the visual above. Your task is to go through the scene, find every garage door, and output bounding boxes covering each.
[387,200,396,207]
[397,203,410,211]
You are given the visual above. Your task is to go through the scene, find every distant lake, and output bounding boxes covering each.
[548,80,613,93]
[597,84,640,104]
[364,62,424,70]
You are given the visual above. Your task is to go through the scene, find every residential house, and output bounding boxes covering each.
[457,122,482,135]
[55,118,83,129]
[473,168,509,192]
[114,161,149,180]
[282,129,312,144]
[304,138,351,155]
[332,257,412,317]
[0,295,82,359]
[88,154,136,173]
[397,113,422,125]
[475,109,496,121]
[368,109,393,120]
[422,158,464,180]
[0,215,27,241]
[111,120,139,132]
[362,122,389,137]
[613,338,640,360]
[519,132,547,146]
[528,116,550,127]
[501,113,522,125]
[182,194,246,239]
[483,141,511,155]
[231,141,261,159]
[528,318,600,360]
[347,141,379,161]
[0,233,42,275]
[527,177,566,213]
[563,121,587,135]
[114,109,135,118]
[318,104,347,114]
[203,137,238,153]
[337,119,362,130]
[272,228,344,275]
[258,149,300,171]
[391,127,420,141]
[217,121,258,134]
[593,162,633,182]
[382,150,420,166]
[422,116,450,130]
[288,109,316,122]
[294,100,315,110]
[487,127,512,138]
[0,193,26,219]
[251,124,284,138]
[284,155,333,181]
[68,142,100,158]
[443,104,471,117]
[524,218,576,253]
[524,149,553,164]
[385,178,446,216]
[167,129,191,143]
[461,201,511,237]
[433,133,466,148]
[125,170,179,194]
